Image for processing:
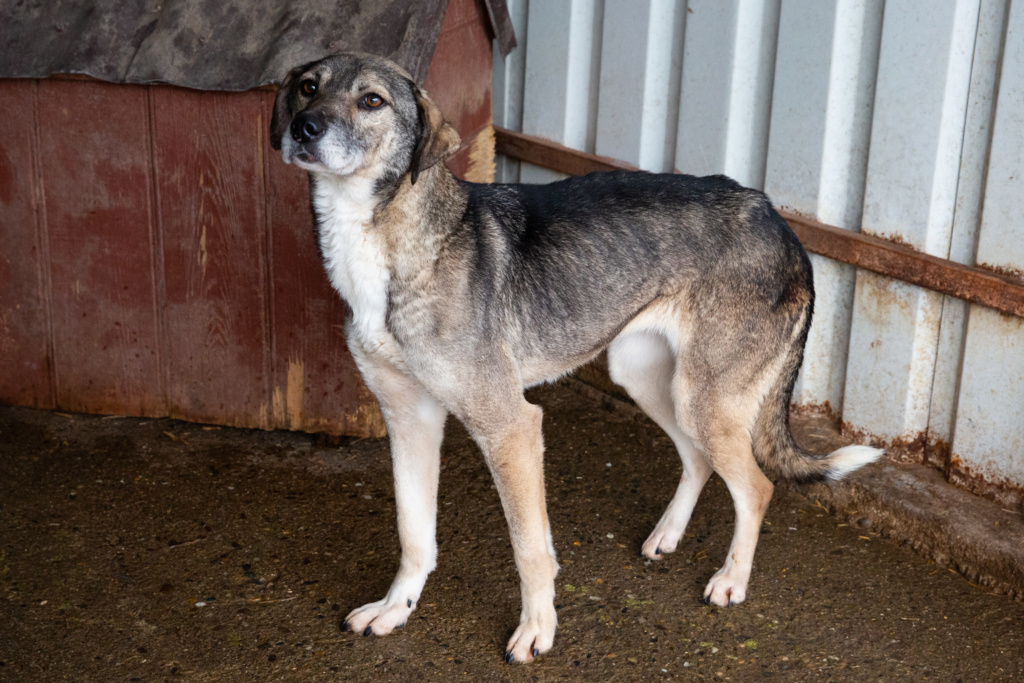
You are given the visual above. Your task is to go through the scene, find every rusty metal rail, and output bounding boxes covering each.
[494,126,1024,318]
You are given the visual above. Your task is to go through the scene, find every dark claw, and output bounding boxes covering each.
[363,626,372,637]
[702,595,712,605]
[656,547,662,555]
[407,598,412,608]
[532,648,540,659]
[728,599,735,607]
[504,650,514,664]
[341,620,351,632]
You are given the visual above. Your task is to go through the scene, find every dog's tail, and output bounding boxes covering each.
[752,312,883,484]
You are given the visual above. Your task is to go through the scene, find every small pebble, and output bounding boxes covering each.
[195,601,206,607]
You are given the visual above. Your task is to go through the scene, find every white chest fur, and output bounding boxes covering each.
[311,174,391,348]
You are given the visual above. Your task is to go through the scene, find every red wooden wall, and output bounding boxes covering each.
[0,0,494,436]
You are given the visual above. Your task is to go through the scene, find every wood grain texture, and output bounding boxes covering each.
[152,86,271,427]
[261,92,384,438]
[0,80,53,408]
[36,80,162,415]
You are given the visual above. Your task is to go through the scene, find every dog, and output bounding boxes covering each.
[269,52,882,664]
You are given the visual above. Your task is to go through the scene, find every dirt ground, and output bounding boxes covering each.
[1,381,1022,682]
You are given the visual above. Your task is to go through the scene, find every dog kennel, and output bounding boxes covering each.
[0,0,515,437]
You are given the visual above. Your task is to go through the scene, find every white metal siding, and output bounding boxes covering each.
[952,0,1024,501]
[493,0,1024,500]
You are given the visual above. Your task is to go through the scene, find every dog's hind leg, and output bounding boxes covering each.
[608,331,713,560]
[691,401,774,607]
[341,352,447,637]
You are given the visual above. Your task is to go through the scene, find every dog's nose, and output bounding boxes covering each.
[291,112,325,144]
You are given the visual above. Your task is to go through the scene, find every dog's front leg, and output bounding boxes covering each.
[471,400,558,664]
[342,355,447,637]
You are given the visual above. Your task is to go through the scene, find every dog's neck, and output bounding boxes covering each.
[308,163,466,345]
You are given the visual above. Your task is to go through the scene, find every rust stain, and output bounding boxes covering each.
[977,261,1024,282]
[855,270,913,318]
[870,231,917,250]
[925,436,950,471]
[789,400,840,425]
[949,457,1024,513]
[840,421,1023,512]
[840,421,926,464]
[286,359,304,429]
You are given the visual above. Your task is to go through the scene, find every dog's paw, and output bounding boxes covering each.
[641,523,684,560]
[342,595,416,637]
[504,604,557,664]
[702,566,748,607]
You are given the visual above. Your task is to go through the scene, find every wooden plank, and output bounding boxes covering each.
[493,126,1024,319]
[496,125,638,174]
[151,86,271,428]
[35,80,162,416]
[786,215,1024,317]
[261,92,384,438]
[0,80,53,408]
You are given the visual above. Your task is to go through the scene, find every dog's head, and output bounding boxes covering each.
[270,52,460,184]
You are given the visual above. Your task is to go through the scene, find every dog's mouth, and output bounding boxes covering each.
[282,141,321,169]
[281,132,364,176]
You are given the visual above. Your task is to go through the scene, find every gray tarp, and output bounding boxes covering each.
[0,0,480,89]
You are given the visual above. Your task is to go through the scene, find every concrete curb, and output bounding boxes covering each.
[789,460,1024,600]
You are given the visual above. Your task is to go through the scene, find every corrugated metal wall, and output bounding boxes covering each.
[493,0,1024,506]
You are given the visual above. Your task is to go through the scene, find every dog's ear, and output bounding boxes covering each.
[410,85,461,184]
[270,65,304,151]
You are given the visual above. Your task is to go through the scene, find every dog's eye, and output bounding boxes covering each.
[361,93,385,109]
[300,80,317,96]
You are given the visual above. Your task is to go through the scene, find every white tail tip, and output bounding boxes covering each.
[826,445,884,481]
